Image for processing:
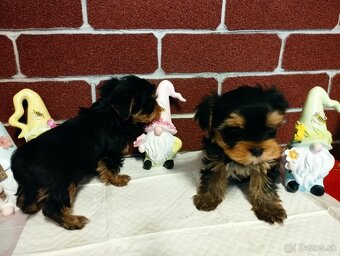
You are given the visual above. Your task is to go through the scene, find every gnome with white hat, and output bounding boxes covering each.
[134,80,186,170]
[284,86,340,196]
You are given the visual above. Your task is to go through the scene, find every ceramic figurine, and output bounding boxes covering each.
[134,80,186,170]
[8,88,57,142]
[0,122,18,216]
[284,86,340,196]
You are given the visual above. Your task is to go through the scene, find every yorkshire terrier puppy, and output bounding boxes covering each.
[11,75,162,229]
[193,85,289,224]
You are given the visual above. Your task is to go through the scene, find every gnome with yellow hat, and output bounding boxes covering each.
[284,86,340,196]
[9,88,57,142]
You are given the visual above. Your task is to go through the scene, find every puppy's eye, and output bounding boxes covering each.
[221,127,243,141]
[228,127,242,134]
[229,127,238,131]
[266,129,277,138]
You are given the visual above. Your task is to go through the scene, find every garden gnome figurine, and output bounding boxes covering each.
[0,122,18,216]
[8,88,57,142]
[284,86,340,196]
[134,80,186,170]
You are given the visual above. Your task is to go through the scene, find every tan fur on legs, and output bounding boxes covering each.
[60,207,89,230]
[16,188,24,209]
[59,183,88,230]
[193,161,227,211]
[249,163,287,224]
[96,160,131,186]
[68,183,77,204]
[25,188,49,213]
[16,186,49,214]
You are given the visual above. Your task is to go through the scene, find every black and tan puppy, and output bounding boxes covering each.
[193,85,289,224]
[11,75,162,229]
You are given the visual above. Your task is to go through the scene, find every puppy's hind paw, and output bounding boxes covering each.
[193,194,222,211]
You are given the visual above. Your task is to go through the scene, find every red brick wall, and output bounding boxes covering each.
[0,0,339,156]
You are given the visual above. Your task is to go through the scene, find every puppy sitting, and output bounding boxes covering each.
[11,75,162,229]
[193,85,289,224]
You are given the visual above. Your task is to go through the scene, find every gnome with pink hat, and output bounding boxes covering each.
[134,80,186,170]
[284,86,340,196]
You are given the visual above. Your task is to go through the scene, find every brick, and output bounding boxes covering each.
[0,0,82,29]
[97,78,218,114]
[283,35,340,71]
[222,74,329,108]
[0,36,16,78]
[0,81,92,123]
[88,0,221,29]
[168,78,218,114]
[226,0,340,30]
[17,34,157,77]
[277,112,300,145]
[172,118,205,151]
[162,34,281,73]
[326,111,340,141]
[153,78,218,114]
[331,74,340,100]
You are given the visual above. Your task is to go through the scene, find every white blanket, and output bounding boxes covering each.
[2,151,340,256]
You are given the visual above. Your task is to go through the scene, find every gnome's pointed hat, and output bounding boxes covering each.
[291,86,340,150]
[145,80,186,134]
[8,88,56,141]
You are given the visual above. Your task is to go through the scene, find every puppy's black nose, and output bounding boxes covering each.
[250,147,263,157]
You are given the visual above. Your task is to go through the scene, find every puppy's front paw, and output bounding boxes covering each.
[193,193,222,211]
[62,215,89,230]
[253,204,287,224]
[109,174,131,187]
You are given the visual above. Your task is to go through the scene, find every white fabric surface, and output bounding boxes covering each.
[1,151,340,256]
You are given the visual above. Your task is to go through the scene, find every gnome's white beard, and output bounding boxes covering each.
[291,147,334,189]
[144,131,174,165]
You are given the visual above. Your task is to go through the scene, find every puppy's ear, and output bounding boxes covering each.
[91,78,120,111]
[111,95,133,120]
[93,78,133,120]
[99,78,119,98]
[264,86,289,112]
[194,93,219,131]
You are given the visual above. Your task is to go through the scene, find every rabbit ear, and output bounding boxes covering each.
[194,93,220,131]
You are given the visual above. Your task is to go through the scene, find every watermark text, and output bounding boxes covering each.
[284,243,337,254]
